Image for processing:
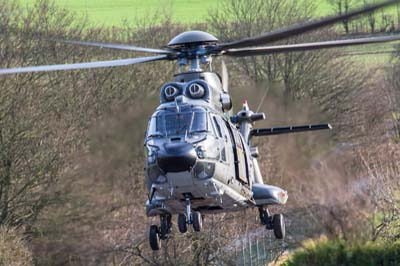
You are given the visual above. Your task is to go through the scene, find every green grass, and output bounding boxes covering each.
[19,0,222,26]
[17,0,398,27]
[17,0,342,27]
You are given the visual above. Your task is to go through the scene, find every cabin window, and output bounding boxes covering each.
[221,147,226,161]
[216,117,228,139]
[212,116,223,138]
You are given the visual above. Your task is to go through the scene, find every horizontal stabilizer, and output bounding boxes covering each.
[251,123,332,137]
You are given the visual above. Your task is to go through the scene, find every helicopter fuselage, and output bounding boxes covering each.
[144,72,288,217]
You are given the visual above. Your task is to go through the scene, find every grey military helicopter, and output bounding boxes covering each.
[1,0,400,251]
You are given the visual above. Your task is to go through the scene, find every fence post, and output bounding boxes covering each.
[256,238,260,266]
[242,237,246,266]
[248,233,253,266]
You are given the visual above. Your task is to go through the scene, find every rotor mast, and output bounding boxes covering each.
[168,31,219,73]
[177,49,213,73]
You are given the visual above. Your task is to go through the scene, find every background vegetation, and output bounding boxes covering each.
[0,0,400,265]
[283,239,400,266]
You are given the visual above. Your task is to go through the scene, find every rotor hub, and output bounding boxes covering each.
[168,31,219,47]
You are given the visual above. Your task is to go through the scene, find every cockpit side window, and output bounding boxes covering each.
[147,115,164,138]
[191,112,208,133]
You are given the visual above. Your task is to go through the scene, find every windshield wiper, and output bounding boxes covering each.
[193,129,208,133]
[148,133,163,138]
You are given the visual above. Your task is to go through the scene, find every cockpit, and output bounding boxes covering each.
[145,105,221,177]
[147,107,209,139]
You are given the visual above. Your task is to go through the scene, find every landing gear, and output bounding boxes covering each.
[177,195,203,233]
[259,207,273,229]
[178,214,187,233]
[177,212,202,233]
[259,207,285,240]
[149,214,172,251]
[160,214,172,240]
[149,225,161,251]
[192,211,203,232]
[272,213,285,239]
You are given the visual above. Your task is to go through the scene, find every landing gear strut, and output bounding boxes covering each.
[259,207,285,239]
[160,214,172,240]
[149,213,172,251]
[177,195,203,233]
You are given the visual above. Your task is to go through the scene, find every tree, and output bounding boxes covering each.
[328,0,353,34]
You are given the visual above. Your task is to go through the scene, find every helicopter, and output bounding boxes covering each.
[1,0,400,252]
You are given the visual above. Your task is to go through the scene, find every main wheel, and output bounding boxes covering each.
[273,214,285,240]
[149,225,161,251]
[192,211,202,232]
[178,214,187,233]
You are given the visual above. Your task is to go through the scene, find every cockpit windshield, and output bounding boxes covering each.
[147,109,208,138]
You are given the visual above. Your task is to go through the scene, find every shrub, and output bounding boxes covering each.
[283,239,400,266]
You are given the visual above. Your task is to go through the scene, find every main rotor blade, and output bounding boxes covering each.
[215,0,399,50]
[221,60,229,93]
[223,35,400,57]
[0,55,169,75]
[50,39,173,54]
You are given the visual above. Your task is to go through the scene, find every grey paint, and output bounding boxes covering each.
[168,31,219,46]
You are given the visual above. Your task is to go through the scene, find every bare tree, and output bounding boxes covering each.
[328,0,353,34]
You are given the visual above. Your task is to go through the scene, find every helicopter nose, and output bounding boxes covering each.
[157,142,197,173]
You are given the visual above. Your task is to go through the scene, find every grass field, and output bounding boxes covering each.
[19,0,336,27]
[18,1,397,27]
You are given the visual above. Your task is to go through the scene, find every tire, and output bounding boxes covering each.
[273,214,285,240]
[149,225,161,251]
[178,214,187,233]
[192,211,202,232]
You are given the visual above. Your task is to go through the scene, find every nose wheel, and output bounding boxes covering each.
[178,213,188,233]
[192,211,203,232]
[259,207,285,240]
[177,195,203,233]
